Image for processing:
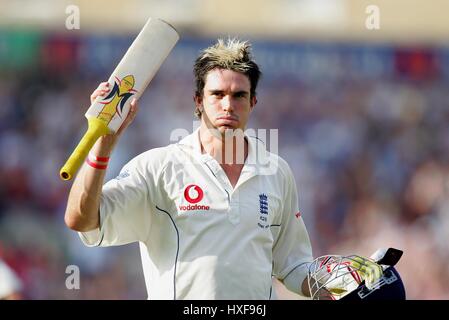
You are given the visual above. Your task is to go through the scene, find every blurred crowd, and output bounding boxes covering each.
[0,33,448,299]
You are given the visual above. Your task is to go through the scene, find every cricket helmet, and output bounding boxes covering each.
[307,248,406,300]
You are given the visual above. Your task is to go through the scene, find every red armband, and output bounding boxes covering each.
[86,153,109,170]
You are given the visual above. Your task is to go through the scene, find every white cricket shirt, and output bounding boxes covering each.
[80,128,313,299]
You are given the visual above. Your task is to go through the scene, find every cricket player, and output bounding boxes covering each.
[64,38,381,299]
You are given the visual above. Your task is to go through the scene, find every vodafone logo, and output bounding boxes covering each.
[180,184,209,211]
[184,184,204,204]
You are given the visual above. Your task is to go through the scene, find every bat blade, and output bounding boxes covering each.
[86,18,179,132]
[60,18,179,181]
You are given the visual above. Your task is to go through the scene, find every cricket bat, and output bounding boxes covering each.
[60,18,179,180]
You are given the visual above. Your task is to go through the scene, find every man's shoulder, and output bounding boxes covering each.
[247,135,292,176]
[125,144,177,171]
[264,149,289,168]
[267,152,294,180]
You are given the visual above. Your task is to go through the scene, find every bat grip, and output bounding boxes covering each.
[60,118,111,181]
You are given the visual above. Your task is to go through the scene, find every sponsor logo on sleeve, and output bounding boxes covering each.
[115,169,130,180]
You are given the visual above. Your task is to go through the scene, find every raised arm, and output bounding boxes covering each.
[64,82,139,232]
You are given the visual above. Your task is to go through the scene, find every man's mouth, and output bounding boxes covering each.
[217,115,238,123]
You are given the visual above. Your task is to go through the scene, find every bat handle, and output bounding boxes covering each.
[59,117,111,181]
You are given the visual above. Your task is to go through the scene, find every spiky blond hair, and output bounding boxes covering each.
[193,38,261,118]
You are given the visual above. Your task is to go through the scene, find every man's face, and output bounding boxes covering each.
[196,68,256,134]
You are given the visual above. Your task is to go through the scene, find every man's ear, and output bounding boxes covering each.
[250,96,257,110]
[194,95,204,113]
[194,95,203,108]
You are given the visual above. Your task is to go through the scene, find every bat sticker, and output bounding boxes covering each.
[98,75,138,124]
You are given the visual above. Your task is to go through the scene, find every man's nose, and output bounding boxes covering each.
[221,95,234,112]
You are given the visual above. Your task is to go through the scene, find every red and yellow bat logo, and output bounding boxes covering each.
[97,75,138,124]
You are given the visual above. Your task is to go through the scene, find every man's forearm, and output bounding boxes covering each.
[64,136,117,232]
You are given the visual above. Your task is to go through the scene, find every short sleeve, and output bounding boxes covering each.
[79,153,158,247]
[272,161,313,294]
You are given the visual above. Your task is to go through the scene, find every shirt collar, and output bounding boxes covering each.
[177,127,270,174]
[177,127,202,154]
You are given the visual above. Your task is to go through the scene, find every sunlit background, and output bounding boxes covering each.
[0,0,448,299]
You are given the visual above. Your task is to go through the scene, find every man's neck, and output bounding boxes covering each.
[199,123,248,166]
